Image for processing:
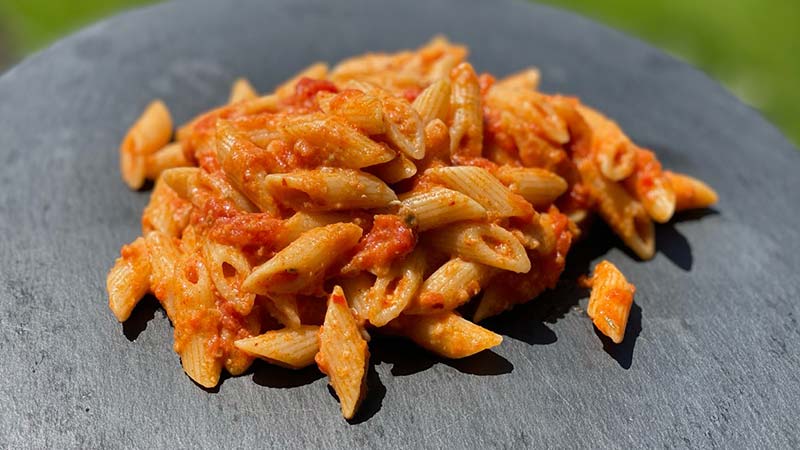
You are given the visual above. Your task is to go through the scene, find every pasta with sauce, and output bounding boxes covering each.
[107,37,717,420]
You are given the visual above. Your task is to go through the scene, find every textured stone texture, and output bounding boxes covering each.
[1,0,799,448]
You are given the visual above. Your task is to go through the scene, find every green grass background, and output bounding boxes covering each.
[0,0,796,145]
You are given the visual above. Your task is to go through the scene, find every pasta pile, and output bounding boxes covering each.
[108,37,717,419]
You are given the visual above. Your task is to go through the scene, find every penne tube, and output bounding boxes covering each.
[318,90,386,135]
[495,67,541,92]
[274,62,329,99]
[263,168,398,211]
[400,187,486,231]
[339,273,376,325]
[203,240,255,316]
[390,312,502,359]
[160,167,200,202]
[584,260,636,344]
[425,222,530,273]
[263,294,302,329]
[141,177,192,237]
[426,166,533,219]
[120,100,173,189]
[664,171,718,212]
[404,257,495,315]
[449,63,483,157]
[144,142,192,180]
[412,78,451,124]
[279,114,396,168]
[276,211,368,249]
[495,166,568,208]
[576,104,636,181]
[228,78,258,104]
[316,286,370,420]
[180,333,223,389]
[242,223,363,295]
[368,153,417,185]
[486,86,569,145]
[623,148,676,223]
[367,248,426,326]
[144,231,183,316]
[107,237,151,322]
[577,159,655,260]
[234,325,320,369]
[216,120,280,215]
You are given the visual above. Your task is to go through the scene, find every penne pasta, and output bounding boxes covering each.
[145,142,192,179]
[390,312,502,359]
[623,148,676,223]
[449,63,483,158]
[107,237,151,322]
[108,40,719,417]
[665,171,718,212]
[583,260,636,344]
[279,114,396,168]
[242,223,363,295]
[405,257,495,315]
[425,222,531,273]
[316,286,370,419]
[120,100,173,189]
[263,168,398,211]
[400,187,486,231]
[495,67,541,92]
[495,166,568,208]
[228,78,258,104]
[234,325,320,369]
[412,78,451,124]
[577,159,655,260]
[426,166,534,219]
[367,248,426,326]
[141,177,192,237]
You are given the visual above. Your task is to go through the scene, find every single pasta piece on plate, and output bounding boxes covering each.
[583,260,636,344]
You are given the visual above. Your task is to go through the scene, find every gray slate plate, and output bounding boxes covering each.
[1,0,799,448]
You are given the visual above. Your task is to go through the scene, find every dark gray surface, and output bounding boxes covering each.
[1,0,799,447]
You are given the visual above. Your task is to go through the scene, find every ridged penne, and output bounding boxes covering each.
[316,286,370,420]
[426,166,533,219]
[412,78,451,124]
[215,120,280,215]
[400,187,486,231]
[577,105,636,181]
[584,260,636,344]
[318,90,386,135]
[234,325,320,369]
[664,171,718,212]
[495,166,568,208]
[263,294,302,329]
[486,86,569,145]
[368,153,417,184]
[449,63,483,157]
[145,142,191,179]
[390,312,502,359]
[242,223,363,295]
[405,258,495,315]
[276,211,368,249]
[141,177,192,237]
[425,222,531,273]
[624,148,676,223]
[339,273,376,324]
[577,159,655,260]
[263,168,398,211]
[107,237,151,322]
[120,100,173,189]
[203,240,255,315]
[279,114,396,168]
[144,231,183,316]
[367,248,426,326]
[275,62,328,99]
[228,78,258,104]
[495,67,541,92]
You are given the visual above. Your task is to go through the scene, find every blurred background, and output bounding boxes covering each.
[0,0,797,145]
